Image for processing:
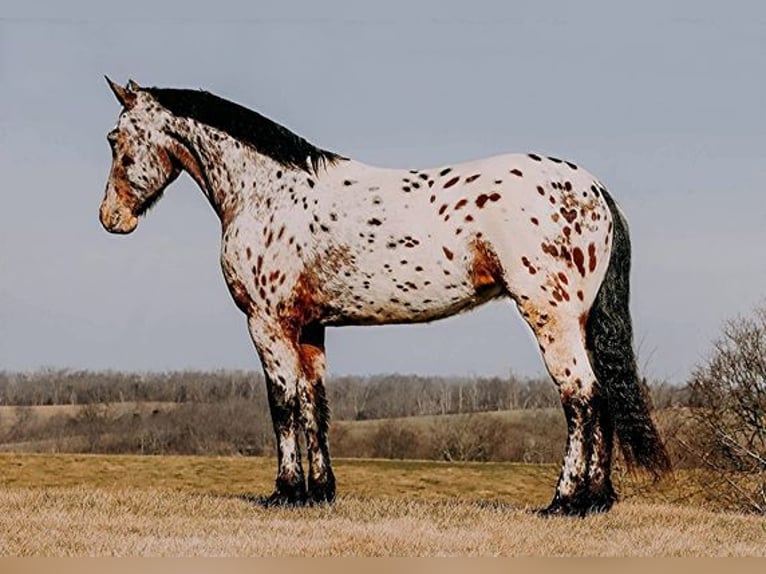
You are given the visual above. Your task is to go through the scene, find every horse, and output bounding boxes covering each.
[99,78,670,516]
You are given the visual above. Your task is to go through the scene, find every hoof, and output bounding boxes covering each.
[265,477,307,507]
[538,491,615,518]
[264,490,306,507]
[307,474,336,506]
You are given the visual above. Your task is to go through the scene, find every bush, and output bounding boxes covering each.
[684,304,766,514]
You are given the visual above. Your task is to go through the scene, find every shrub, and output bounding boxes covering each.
[684,304,766,514]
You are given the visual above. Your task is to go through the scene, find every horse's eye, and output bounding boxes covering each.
[121,155,135,168]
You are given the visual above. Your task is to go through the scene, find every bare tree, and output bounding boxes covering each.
[684,304,766,514]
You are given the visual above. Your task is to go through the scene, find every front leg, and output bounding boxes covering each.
[296,322,335,504]
[249,319,307,505]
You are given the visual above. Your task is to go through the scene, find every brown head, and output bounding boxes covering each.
[100,77,181,234]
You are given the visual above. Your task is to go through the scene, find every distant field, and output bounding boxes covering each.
[1,453,764,556]
[0,402,176,430]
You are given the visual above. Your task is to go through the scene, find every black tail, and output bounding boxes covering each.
[585,189,671,477]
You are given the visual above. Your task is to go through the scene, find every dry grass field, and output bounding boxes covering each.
[0,453,764,556]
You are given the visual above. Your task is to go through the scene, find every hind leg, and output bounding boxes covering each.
[518,303,615,515]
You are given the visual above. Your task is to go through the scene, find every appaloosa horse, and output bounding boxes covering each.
[100,78,670,516]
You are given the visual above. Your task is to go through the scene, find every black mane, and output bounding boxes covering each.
[145,87,343,173]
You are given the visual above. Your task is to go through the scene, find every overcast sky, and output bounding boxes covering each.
[1,1,764,382]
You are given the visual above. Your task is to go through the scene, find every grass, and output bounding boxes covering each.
[0,453,558,506]
[1,453,765,556]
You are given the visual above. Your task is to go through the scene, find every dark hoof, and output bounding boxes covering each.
[263,476,307,507]
[264,492,304,507]
[307,474,336,505]
[537,492,615,518]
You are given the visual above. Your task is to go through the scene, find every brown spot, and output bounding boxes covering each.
[225,277,252,314]
[440,167,452,177]
[430,195,436,203]
[265,230,274,248]
[465,174,481,184]
[549,195,556,205]
[297,322,326,382]
[537,185,545,195]
[551,213,560,223]
[542,243,559,258]
[469,239,503,294]
[277,225,286,241]
[444,176,460,188]
[368,217,383,226]
[574,222,582,235]
[528,153,542,161]
[560,208,577,224]
[464,214,474,222]
[476,194,489,208]
[558,272,569,285]
[573,247,586,277]
[438,204,449,215]
[564,181,572,191]
[588,242,597,272]
[563,226,571,238]
[278,272,323,340]
[488,193,501,202]
[510,168,523,177]
[245,247,252,260]
[442,246,454,260]
[577,290,584,301]
[454,198,469,210]
[530,217,539,225]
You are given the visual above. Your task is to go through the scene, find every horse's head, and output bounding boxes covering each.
[100,77,181,234]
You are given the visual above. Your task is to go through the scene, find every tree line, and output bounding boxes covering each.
[0,369,690,419]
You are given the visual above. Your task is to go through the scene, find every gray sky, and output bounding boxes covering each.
[1,1,764,382]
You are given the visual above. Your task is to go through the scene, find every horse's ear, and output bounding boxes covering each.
[127,79,141,91]
[105,76,136,108]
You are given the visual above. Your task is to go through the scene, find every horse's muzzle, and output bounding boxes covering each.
[99,201,138,234]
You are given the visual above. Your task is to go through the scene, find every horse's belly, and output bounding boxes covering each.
[321,281,502,327]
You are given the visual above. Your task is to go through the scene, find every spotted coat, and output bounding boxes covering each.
[100,79,669,515]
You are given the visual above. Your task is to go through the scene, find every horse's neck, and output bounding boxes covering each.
[170,118,264,226]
